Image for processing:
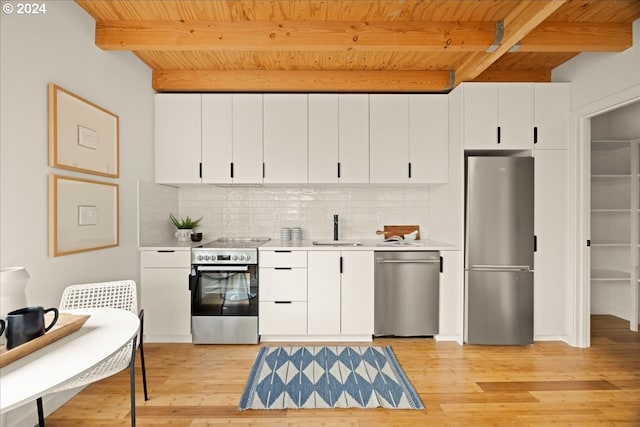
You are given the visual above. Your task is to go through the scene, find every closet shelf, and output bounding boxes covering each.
[591,269,630,281]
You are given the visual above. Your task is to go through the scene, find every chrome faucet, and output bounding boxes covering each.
[333,214,339,241]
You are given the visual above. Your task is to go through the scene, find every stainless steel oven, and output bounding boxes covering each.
[189,238,268,344]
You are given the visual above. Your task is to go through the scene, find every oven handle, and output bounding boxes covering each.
[196,265,249,272]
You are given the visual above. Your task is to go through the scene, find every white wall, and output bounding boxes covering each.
[552,18,640,346]
[0,3,153,423]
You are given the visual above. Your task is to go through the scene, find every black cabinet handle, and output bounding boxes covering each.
[275,250,292,253]
[274,301,292,304]
[534,235,538,252]
[408,162,412,178]
[587,239,591,247]
[275,267,292,270]
[440,256,444,273]
[337,162,341,178]
[533,127,538,144]
[497,126,501,144]
[339,256,343,274]
[158,250,175,253]
[199,162,202,178]
[230,162,234,178]
[262,163,265,178]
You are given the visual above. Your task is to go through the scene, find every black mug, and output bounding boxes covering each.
[5,306,59,350]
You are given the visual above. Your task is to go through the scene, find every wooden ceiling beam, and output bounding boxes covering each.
[96,20,497,52]
[520,22,632,52]
[454,0,566,85]
[152,69,453,93]
[473,69,551,82]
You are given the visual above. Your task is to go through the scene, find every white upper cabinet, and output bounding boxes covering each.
[338,95,370,183]
[232,94,263,183]
[463,83,533,150]
[308,94,339,183]
[154,94,202,184]
[370,94,449,183]
[370,94,410,183]
[263,94,308,183]
[308,94,369,184]
[534,83,570,149]
[409,94,449,183]
[202,94,233,183]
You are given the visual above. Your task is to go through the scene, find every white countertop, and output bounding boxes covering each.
[260,239,460,251]
[139,240,202,250]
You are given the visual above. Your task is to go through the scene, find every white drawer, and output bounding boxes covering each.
[140,250,191,268]
[259,301,307,335]
[259,250,307,268]
[259,268,307,301]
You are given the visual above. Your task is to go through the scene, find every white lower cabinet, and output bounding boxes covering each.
[259,250,308,336]
[437,251,463,342]
[140,250,192,342]
[307,251,374,338]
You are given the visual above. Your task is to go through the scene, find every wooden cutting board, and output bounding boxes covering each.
[0,313,90,368]
[376,225,421,240]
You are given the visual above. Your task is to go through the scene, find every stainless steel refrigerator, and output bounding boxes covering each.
[464,156,534,345]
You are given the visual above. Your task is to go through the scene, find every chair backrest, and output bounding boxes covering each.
[59,280,138,314]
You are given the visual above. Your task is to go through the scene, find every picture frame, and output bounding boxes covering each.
[49,174,119,257]
[48,83,119,178]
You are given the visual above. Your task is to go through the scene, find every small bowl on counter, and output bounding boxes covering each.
[191,232,203,242]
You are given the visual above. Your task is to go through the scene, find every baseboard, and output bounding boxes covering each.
[1,387,84,427]
[260,335,373,342]
[534,334,570,342]
[435,334,463,344]
[144,334,192,343]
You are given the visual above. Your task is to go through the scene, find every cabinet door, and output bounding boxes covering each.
[307,251,341,335]
[498,83,533,149]
[141,267,191,340]
[534,149,569,336]
[438,251,462,340]
[409,94,449,183]
[259,301,307,335]
[232,94,263,183]
[463,83,498,149]
[369,94,409,183]
[308,94,339,183]
[341,251,374,335]
[534,83,570,149]
[263,94,308,183]
[154,94,202,184]
[339,95,370,183]
[202,94,233,183]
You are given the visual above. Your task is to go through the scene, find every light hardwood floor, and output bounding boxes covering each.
[46,315,640,426]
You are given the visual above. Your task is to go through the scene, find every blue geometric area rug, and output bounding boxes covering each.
[238,346,424,410]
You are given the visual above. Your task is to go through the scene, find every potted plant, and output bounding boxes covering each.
[170,214,202,241]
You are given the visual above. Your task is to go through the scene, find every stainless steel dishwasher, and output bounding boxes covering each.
[374,251,441,337]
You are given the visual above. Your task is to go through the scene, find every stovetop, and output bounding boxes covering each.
[195,237,270,250]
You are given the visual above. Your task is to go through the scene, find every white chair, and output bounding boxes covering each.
[35,280,148,427]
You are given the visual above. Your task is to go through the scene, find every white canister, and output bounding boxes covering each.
[1,266,29,318]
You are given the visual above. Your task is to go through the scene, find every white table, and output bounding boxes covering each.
[0,308,139,421]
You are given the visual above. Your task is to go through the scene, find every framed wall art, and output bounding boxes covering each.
[49,174,119,257]
[48,83,119,178]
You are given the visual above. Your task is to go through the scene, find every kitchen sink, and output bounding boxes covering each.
[312,240,362,246]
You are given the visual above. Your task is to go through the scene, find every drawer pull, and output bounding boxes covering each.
[275,250,292,253]
[274,301,292,304]
[274,267,292,270]
[157,250,175,253]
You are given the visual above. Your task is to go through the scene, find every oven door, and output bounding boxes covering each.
[191,265,258,317]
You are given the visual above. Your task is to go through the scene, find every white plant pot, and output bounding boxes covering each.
[175,228,193,242]
[1,266,29,318]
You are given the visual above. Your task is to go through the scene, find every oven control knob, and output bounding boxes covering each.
[205,255,211,261]
[232,255,239,261]
[239,254,246,261]
[245,254,251,261]
[197,255,203,261]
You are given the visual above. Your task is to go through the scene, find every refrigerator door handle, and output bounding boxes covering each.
[470,264,532,272]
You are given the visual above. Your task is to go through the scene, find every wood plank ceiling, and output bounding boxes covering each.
[75,0,640,93]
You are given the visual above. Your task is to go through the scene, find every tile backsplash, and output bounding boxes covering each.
[176,185,429,241]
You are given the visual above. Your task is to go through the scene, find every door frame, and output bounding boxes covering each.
[572,85,640,348]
